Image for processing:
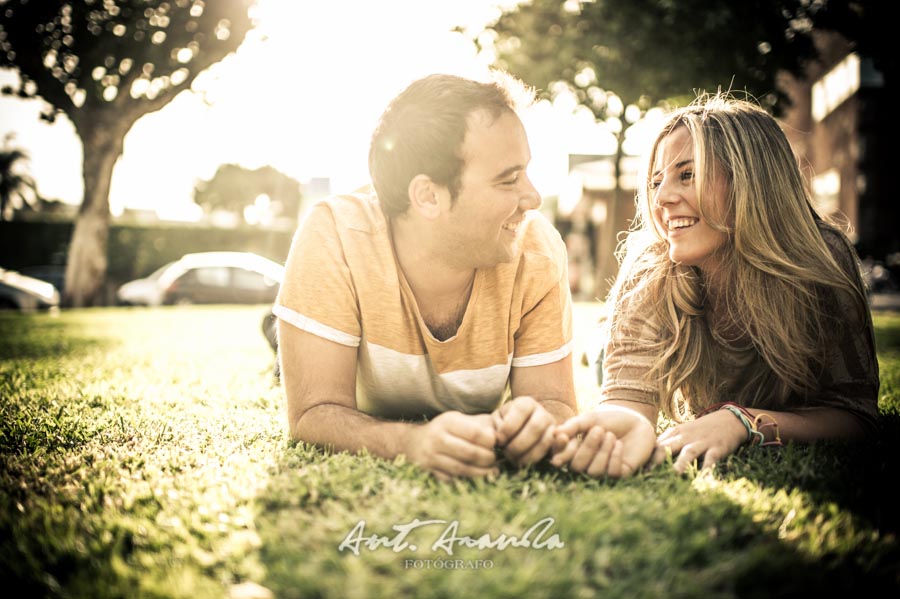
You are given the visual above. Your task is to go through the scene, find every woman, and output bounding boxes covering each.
[551,94,879,477]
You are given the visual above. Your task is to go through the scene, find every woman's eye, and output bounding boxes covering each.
[680,170,694,182]
[649,180,661,190]
[501,177,518,187]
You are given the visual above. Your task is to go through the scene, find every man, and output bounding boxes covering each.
[275,72,576,480]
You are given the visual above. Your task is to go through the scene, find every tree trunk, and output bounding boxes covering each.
[63,123,124,307]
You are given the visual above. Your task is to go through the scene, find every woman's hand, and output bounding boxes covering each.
[652,409,748,473]
[550,406,656,478]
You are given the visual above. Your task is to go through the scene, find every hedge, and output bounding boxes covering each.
[0,219,294,292]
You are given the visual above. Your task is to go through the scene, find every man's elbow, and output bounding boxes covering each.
[288,416,305,443]
[287,404,316,443]
[287,402,345,444]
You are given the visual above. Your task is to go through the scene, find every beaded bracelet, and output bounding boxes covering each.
[697,401,783,447]
[721,405,765,445]
[753,412,783,447]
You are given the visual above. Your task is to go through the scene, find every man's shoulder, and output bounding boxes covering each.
[519,212,567,270]
[306,186,385,234]
[479,212,567,294]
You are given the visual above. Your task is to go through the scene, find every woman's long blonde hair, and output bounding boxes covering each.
[609,93,867,420]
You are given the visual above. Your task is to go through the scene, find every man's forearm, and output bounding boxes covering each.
[292,403,417,460]
[536,398,577,424]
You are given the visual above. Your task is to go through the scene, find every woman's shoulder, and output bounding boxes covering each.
[815,219,849,246]
[816,221,860,276]
[814,220,870,323]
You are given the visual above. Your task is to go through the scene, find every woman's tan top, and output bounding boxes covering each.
[600,225,880,431]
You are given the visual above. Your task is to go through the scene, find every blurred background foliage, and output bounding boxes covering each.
[482,0,893,118]
[193,163,302,226]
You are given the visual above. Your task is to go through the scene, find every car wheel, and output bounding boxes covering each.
[262,312,278,351]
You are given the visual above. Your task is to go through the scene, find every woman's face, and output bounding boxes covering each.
[650,126,730,271]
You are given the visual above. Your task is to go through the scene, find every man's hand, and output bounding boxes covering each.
[550,406,656,478]
[491,396,557,466]
[403,411,499,481]
[651,409,747,474]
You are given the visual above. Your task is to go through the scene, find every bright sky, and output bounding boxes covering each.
[0,0,640,220]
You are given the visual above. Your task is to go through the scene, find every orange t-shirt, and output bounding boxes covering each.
[275,191,572,419]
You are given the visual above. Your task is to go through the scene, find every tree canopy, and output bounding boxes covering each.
[1,0,253,128]
[0,145,37,220]
[194,163,302,224]
[0,0,254,305]
[482,0,888,118]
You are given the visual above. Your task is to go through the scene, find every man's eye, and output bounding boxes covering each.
[500,177,518,186]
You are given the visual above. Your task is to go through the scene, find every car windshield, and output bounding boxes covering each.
[147,261,177,280]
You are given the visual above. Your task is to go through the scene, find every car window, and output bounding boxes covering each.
[231,268,269,290]
[189,266,230,287]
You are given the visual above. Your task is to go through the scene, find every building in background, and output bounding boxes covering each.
[779,31,893,265]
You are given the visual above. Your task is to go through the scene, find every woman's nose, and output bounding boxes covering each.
[654,179,679,207]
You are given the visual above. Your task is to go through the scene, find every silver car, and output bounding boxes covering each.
[0,267,60,311]
[116,251,284,306]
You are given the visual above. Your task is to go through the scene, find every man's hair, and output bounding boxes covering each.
[608,92,868,420]
[368,72,533,217]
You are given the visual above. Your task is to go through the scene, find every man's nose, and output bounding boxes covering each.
[519,176,542,211]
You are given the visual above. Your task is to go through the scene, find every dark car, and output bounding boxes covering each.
[0,267,60,311]
[117,252,284,306]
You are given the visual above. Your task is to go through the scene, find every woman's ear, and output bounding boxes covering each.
[407,174,442,220]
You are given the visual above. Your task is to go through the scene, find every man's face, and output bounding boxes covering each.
[439,109,541,269]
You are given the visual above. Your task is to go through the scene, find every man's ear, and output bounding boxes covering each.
[407,174,443,220]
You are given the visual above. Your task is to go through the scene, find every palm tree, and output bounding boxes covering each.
[0,147,37,220]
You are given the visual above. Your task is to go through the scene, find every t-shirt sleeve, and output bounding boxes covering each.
[598,273,662,407]
[274,202,361,347]
[510,224,574,368]
[812,228,880,431]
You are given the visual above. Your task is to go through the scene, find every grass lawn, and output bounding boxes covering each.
[1,304,899,598]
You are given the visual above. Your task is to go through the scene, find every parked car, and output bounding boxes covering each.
[116,252,284,306]
[116,260,177,306]
[0,267,60,311]
[19,264,67,294]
